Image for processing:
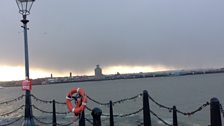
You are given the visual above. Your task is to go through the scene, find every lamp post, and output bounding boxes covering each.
[16,0,35,125]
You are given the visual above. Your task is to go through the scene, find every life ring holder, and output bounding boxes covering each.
[66,87,87,115]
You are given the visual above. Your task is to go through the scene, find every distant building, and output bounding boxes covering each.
[95,65,103,79]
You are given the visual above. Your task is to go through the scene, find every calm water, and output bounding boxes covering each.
[0,73,224,126]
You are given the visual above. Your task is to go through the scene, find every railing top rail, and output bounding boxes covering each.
[147,93,210,116]
[87,93,142,106]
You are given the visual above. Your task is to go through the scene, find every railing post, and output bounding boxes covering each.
[79,110,86,126]
[210,97,222,126]
[143,90,151,126]
[91,108,102,126]
[52,99,57,126]
[109,101,114,126]
[173,106,178,126]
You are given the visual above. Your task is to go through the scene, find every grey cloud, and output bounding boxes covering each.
[1,0,224,72]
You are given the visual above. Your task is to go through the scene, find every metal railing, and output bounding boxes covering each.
[0,90,223,126]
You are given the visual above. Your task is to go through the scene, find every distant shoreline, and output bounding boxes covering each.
[0,68,224,88]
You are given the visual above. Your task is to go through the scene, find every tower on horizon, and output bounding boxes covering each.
[95,65,103,79]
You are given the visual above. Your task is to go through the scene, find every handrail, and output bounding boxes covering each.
[0,91,223,126]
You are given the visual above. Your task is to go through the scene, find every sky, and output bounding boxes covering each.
[0,0,224,81]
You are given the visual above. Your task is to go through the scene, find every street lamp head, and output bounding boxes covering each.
[16,0,35,16]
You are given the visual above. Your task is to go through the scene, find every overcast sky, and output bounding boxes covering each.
[0,0,224,79]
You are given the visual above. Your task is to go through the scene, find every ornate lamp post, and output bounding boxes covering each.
[16,0,35,125]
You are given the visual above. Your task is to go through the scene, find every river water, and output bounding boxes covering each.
[0,73,224,126]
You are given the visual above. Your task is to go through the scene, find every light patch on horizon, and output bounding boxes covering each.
[0,65,64,81]
[102,65,174,75]
[0,66,25,81]
[0,65,175,81]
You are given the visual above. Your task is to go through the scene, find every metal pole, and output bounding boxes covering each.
[210,97,222,126]
[109,101,114,126]
[52,100,57,126]
[91,108,102,126]
[21,15,35,126]
[143,90,151,126]
[173,106,178,126]
[79,110,86,126]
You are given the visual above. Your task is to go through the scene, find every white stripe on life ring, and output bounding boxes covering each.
[72,108,75,112]
[77,88,80,93]
[66,96,71,100]
[82,102,87,106]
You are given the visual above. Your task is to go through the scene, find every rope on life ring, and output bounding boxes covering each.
[66,87,87,115]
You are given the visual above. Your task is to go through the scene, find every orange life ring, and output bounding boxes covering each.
[66,87,87,115]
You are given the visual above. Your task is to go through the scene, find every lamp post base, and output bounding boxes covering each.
[23,118,35,126]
